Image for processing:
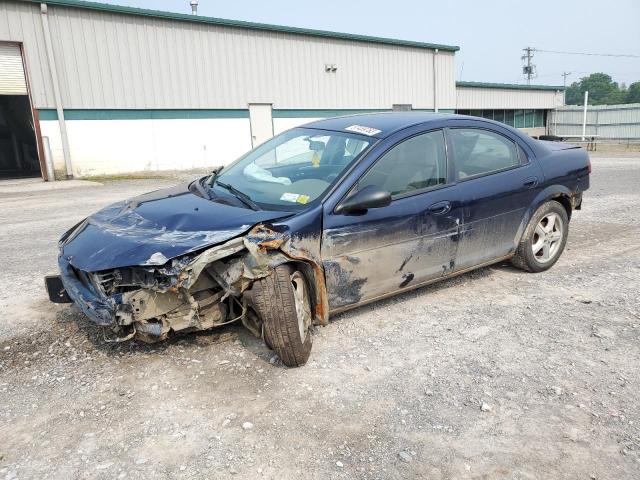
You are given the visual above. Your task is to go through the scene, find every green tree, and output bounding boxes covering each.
[565,73,621,105]
[626,82,640,103]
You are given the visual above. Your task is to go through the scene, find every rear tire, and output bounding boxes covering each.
[252,264,313,367]
[512,200,569,273]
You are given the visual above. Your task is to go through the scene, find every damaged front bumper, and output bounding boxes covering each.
[46,226,328,342]
[52,255,120,326]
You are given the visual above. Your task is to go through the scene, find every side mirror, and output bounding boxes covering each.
[335,185,391,214]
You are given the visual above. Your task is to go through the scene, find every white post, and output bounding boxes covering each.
[41,3,73,179]
[581,91,589,141]
[432,48,439,112]
[43,136,56,182]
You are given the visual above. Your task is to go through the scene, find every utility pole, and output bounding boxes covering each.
[522,47,535,84]
[561,71,572,105]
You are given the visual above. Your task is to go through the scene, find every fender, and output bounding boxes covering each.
[514,184,575,246]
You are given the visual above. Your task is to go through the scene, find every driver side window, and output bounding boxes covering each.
[356,130,447,198]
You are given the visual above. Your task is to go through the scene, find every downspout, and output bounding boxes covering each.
[433,48,438,112]
[40,3,73,179]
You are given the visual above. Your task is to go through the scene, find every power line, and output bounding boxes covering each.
[533,48,640,58]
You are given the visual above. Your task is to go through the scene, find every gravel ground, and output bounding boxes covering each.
[1,155,639,479]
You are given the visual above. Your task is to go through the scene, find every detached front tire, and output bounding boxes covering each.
[512,200,569,272]
[252,264,313,367]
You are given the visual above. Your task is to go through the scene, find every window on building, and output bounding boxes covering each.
[514,110,525,128]
[525,109,535,128]
[535,110,545,128]
[449,128,520,179]
[504,110,515,127]
[482,110,494,120]
[469,110,483,117]
[493,110,505,124]
[356,130,447,198]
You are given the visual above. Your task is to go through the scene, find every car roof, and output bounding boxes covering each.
[303,112,460,139]
[302,112,552,158]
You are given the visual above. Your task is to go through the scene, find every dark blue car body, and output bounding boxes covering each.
[47,113,590,343]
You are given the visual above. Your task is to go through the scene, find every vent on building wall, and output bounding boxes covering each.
[325,64,338,73]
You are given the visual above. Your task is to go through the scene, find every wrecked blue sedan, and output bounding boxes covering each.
[46,113,590,366]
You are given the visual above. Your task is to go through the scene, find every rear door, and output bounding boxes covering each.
[448,125,544,270]
[321,129,462,310]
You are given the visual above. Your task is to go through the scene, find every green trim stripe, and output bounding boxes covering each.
[39,108,444,121]
[274,109,437,118]
[272,109,391,118]
[38,109,249,120]
[456,81,564,91]
[29,0,459,52]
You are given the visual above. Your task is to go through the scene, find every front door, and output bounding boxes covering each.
[322,129,462,310]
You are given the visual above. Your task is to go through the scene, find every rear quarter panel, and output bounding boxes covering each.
[529,145,590,216]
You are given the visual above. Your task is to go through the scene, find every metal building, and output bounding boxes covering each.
[0,0,563,179]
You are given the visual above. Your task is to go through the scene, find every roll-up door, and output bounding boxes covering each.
[0,44,28,95]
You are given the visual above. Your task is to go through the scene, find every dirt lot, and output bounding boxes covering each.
[1,154,639,479]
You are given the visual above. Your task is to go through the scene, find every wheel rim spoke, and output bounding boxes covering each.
[543,214,556,233]
[532,238,545,255]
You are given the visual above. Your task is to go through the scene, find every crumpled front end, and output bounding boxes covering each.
[56,225,328,343]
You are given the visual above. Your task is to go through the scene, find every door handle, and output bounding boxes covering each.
[428,200,451,215]
[523,176,539,188]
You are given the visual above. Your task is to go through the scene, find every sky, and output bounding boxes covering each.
[100,0,640,87]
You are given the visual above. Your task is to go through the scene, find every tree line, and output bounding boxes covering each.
[565,73,640,105]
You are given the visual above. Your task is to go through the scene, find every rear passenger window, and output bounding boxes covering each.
[356,130,447,198]
[449,129,519,179]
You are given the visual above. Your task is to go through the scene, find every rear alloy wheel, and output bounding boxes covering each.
[531,212,563,264]
[252,265,313,367]
[512,200,569,272]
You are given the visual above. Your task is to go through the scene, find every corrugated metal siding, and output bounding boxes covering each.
[0,1,456,110]
[0,1,54,105]
[0,43,27,94]
[549,104,640,139]
[456,86,563,109]
[435,52,455,109]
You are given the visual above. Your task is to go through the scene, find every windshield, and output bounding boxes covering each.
[213,128,373,209]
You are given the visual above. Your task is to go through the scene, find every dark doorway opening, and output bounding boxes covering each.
[0,95,40,179]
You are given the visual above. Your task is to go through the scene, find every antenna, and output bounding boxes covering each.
[190,0,198,15]
[521,47,536,84]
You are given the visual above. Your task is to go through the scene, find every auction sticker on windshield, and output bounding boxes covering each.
[280,193,310,204]
[344,125,382,136]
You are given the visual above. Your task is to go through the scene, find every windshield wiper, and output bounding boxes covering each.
[207,166,223,186]
[215,181,260,211]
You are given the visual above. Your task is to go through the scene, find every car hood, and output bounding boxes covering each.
[61,182,292,272]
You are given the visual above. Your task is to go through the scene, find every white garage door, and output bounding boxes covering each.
[0,43,27,95]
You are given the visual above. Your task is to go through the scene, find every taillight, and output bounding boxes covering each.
[587,158,592,174]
